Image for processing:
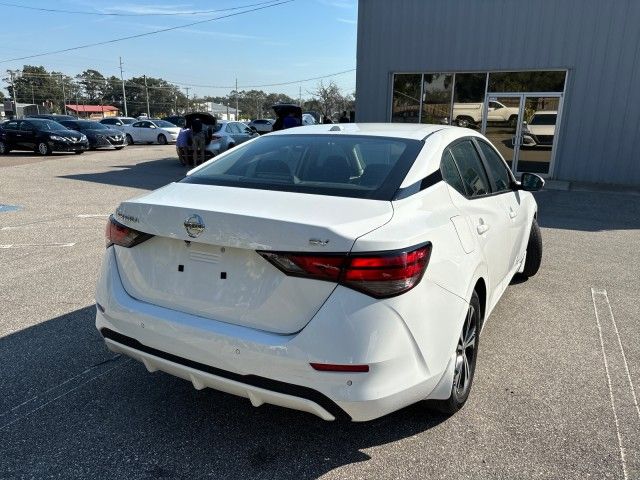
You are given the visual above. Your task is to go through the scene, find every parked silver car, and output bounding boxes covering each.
[99,117,138,132]
[206,120,259,157]
[248,118,274,134]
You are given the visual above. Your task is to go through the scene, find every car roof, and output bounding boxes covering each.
[266,123,454,140]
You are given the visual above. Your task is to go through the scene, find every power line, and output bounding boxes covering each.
[0,1,282,17]
[0,0,295,64]
[6,68,357,91]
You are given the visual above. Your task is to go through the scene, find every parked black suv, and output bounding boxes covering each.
[59,120,126,150]
[0,118,89,155]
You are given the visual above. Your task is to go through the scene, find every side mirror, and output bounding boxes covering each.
[150,125,156,129]
[518,172,545,192]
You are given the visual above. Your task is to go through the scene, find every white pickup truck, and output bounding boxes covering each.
[452,100,520,128]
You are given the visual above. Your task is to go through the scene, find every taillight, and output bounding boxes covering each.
[259,243,431,298]
[105,215,153,248]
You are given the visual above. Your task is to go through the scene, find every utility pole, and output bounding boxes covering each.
[9,70,18,118]
[299,85,302,107]
[143,74,150,117]
[31,84,35,104]
[235,78,239,121]
[185,87,190,113]
[61,75,67,115]
[119,57,128,117]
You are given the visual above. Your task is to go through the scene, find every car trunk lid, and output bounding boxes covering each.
[112,183,393,334]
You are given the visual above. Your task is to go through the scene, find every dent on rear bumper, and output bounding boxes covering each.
[96,247,467,421]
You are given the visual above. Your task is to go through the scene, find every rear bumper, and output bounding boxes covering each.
[101,328,342,421]
[96,247,468,421]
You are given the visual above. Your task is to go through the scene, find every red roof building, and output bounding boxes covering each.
[65,104,119,118]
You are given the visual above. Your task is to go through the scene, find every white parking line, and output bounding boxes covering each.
[0,357,130,431]
[592,288,640,480]
[0,242,76,249]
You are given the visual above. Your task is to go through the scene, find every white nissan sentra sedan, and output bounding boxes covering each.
[96,123,544,421]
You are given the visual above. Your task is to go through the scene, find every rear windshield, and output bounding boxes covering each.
[529,113,556,125]
[182,134,423,200]
[121,118,136,124]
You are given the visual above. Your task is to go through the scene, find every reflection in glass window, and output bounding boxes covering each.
[392,74,422,123]
[452,73,487,128]
[476,140,512,192]
[421,73,453,125]
[449,141,491,197]
[441,149,466,196]
[488,71,566,93]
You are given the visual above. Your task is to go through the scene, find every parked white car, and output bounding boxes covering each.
[302,113,317,126]
[453,101,520,128]
[521,111,557,147]
[123,119,180,145]
[96,123,544,421]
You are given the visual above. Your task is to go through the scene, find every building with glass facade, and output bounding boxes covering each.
[355,0,640,186]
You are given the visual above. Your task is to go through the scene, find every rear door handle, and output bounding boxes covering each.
[477,223,490,235]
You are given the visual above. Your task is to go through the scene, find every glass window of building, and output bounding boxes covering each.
[391,74,422,123]
[488,71,566,93]
[452,73,487,128]
[421,73,453,125]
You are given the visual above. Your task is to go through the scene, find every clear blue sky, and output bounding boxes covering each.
[0,0,357,99]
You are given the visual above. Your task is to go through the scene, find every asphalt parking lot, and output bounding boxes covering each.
[1,146,639,479]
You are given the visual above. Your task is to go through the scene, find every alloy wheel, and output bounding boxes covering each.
[38,142,49,155]
[454,304,477,397]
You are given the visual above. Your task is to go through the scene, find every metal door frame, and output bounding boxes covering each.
[481,92,563,177]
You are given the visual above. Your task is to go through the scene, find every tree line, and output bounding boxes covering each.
[2,65,355,120]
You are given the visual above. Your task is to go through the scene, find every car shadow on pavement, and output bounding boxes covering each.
[534,189,640,231]
[1,306,448,479]
[59,157,188,190]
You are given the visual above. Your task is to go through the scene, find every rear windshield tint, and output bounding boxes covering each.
[182,134,423,200]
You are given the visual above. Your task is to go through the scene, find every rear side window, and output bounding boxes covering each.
[441,150,466,196]
[5,121,18,130]
[449,140,490,197]
[476,140,512,192]
[183,134,423,200]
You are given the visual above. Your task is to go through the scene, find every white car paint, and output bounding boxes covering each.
[522,110,557,146]
[122,119,180,145]
[96,123,540,421]
[453,101,519,126]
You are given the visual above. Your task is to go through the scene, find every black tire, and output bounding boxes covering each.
[125,134,134,145]
[74,151,85,155]
[432,291,481,415]
[520,219,542,278]
[157,134,167,145]
[456,116,473,128]
[37,142,51,156]
[115,146,124,150]
[0,141,9,154]
[508,115,518,128]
